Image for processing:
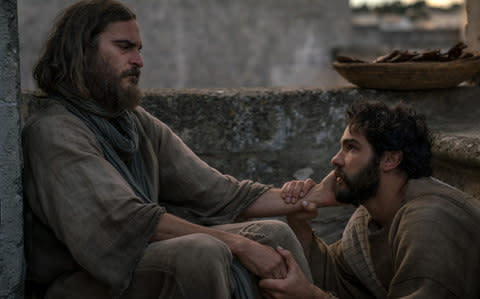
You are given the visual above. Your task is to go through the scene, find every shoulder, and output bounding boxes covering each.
[397,177,480,226]
[22,102,101,153]
[389,177,480,261]
[388,178,480,296]
[24,102,84,136]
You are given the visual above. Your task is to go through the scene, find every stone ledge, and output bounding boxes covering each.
[432,132,480,198]
[433,133,480,167]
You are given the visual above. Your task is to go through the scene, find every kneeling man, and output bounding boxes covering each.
[261,101,480,298]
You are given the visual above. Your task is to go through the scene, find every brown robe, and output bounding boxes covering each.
[310,177,480,298]
[22,102,270,295]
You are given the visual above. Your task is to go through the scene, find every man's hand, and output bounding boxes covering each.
[259,246,327,299]
[233,237,288,279]
[281,178,316,204]
[281,171,338,208]
[301,171,338,208]
[287,201,318,221]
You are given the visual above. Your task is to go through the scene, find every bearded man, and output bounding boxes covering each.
[259,101,480,298]
[22,1,336,298]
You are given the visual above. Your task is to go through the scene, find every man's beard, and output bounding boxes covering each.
[85,54,142,113]
[334,155,380,206]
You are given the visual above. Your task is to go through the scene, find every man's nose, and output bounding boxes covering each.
[130,51,144,68]
[331,150,344,168]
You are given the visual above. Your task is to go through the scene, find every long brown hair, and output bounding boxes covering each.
[33,0,136,98]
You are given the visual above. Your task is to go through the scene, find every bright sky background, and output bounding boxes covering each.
[350,0,464,7]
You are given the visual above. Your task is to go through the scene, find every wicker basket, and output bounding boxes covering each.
[333,58,480,90]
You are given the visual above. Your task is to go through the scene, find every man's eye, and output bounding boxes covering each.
[115,42,131,50]
[345,144,356,151]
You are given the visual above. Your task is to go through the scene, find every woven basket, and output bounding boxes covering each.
[333,58,480,90]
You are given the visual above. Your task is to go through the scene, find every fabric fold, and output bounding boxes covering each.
[341,207,387,299]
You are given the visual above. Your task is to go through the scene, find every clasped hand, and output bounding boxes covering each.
[281,171,339,220]
[259,246,321,299]
[234,237,288,279]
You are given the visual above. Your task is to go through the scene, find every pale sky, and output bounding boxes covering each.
[350,0,464,8]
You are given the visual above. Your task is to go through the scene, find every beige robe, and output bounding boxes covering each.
[22,102,270,295]
[310,177,480,298]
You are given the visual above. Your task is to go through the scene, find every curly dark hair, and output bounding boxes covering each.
[345,101,432,179]
[33,0,136,98]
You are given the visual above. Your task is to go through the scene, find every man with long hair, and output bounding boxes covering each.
[23,1,335,298]
[260,101,480,298]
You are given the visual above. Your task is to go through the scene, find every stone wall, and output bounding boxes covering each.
[0,1,23,299]
[18,0,351,91]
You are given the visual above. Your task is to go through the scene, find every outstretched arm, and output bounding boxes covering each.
[240,171,338,219]
[239,188,316,218]
[282,171,338,207]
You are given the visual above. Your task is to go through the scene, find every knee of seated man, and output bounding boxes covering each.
[174,233,233,279]
[243,220,297,247]
[183,233,232,262]
[129,234,233,298]
[145,233,232,273]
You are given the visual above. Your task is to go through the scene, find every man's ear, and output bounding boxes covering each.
[381,151,403,172]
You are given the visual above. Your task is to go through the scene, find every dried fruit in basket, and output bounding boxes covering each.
[335,42,479,64]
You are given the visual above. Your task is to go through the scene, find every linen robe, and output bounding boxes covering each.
[22,102,270,296]
[309,177,480,298]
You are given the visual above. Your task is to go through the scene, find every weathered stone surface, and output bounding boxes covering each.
[0,1,23,299]
[433,133,480,167]
[141,88,349,185]
[432,133,480,198]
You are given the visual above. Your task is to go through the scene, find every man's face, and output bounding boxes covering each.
[86,20,144,112]
[331,126,380,206]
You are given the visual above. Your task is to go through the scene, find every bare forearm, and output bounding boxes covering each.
[242,173,338,219]
[240,188,306,218]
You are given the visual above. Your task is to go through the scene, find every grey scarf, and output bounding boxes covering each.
[53,92,153,204]
[54,90,254,299]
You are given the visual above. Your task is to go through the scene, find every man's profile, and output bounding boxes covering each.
[260,101,480,298]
